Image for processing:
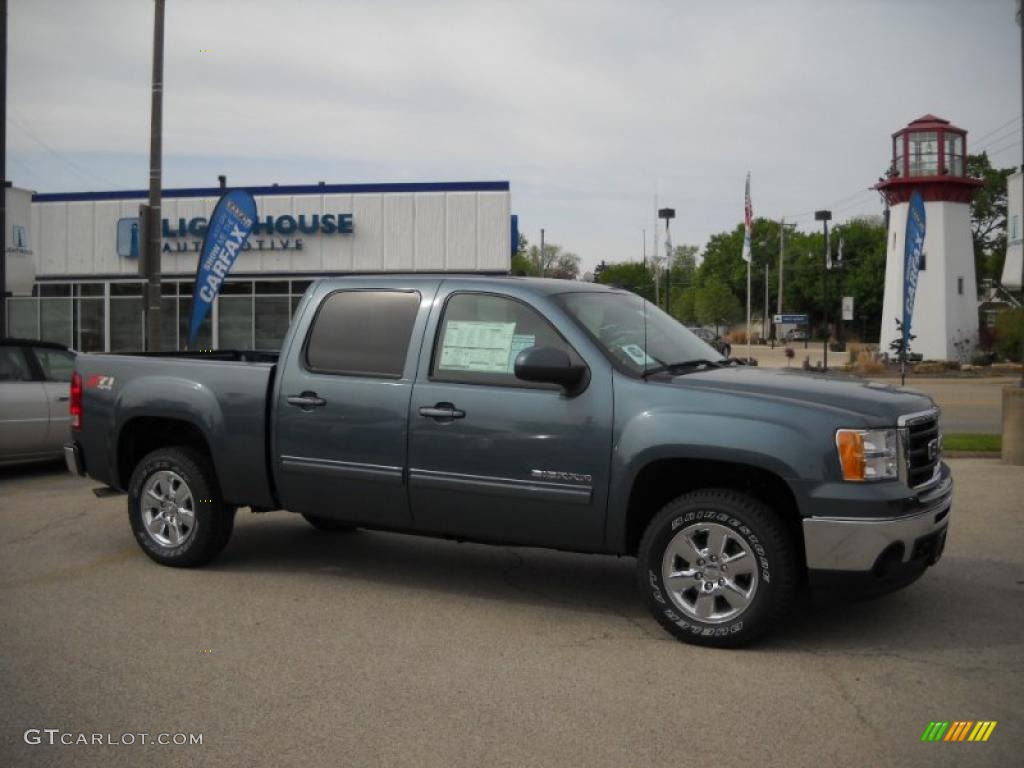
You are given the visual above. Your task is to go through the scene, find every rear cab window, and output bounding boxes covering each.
[304,290,421,378]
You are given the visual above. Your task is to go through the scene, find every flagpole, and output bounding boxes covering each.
[746,258,752,363]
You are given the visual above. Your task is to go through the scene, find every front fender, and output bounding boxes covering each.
[606,409,827,551]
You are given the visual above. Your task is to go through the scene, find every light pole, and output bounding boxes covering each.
[142,0,165,351]
[815,209,832,371]
[658,207,675,313]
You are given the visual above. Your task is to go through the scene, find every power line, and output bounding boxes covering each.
[6,111,118,187]
[970,114,1023,146]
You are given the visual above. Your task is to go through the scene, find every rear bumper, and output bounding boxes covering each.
[64,442,85,477]
[803,464,952,590]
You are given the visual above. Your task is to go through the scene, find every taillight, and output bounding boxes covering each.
[70,372,83,429]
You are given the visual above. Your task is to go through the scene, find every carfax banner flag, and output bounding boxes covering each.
[188,189,258,346]
[901,190,926,352]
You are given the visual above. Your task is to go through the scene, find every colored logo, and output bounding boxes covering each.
[921,721,997,742]
[116,218,141,258]
[13,224,28,248]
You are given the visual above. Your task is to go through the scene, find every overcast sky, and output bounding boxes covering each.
[6,0,1021,271]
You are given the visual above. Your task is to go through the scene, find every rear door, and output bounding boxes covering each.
[0,346,49,461]
[273,279,441,526]
[30,346,76,452]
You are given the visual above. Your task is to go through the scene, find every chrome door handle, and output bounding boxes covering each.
[418,403,465,420]
[286,392,327,409]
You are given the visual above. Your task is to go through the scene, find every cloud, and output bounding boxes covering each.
[7,0,1019,269]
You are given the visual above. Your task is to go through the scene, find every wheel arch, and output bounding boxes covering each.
[116,416,216,491]
[620,457,806,571]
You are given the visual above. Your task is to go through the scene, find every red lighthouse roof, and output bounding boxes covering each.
[875,114,980,205]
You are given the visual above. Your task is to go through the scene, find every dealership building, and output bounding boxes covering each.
[3,180,513,352]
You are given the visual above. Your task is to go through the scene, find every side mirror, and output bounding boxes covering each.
[514,346,587,394]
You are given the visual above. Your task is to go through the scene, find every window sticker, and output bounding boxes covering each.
[439,321,517,373]
[621,343,657,366]
[507,334,536,372]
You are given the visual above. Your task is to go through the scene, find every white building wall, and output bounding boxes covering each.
[880,199,979,360]
[1002,171,1022,291]
[31,186,511,278]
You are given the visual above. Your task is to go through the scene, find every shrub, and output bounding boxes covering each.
[854,348,885,375]
[995,308,1024,362]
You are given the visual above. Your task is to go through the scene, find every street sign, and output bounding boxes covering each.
[842,296,854,321]
[773,313,808,324]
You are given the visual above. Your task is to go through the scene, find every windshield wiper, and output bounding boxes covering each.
[641,359,722,379]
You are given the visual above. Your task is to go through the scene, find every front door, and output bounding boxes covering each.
[274,280,440,526]
[0,347,49,461]
[408,289,613,551]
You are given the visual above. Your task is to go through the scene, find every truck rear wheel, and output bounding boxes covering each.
[128,447,235,568]
[637,489,798,648]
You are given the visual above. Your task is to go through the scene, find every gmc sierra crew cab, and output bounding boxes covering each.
[65,276,952,647]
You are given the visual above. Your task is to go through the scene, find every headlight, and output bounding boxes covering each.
[835,428,898,482]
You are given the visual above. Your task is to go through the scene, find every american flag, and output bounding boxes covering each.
[741,173,752,263]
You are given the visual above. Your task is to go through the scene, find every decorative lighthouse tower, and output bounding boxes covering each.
[876,115,982,361]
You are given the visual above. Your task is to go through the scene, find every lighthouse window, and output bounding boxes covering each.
[908,132,938,176]
[945,133,963,175]
[957,277,964,296]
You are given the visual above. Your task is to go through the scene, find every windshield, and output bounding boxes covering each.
[557,291,724,376]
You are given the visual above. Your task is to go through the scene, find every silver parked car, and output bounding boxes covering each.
[0,339,76,467]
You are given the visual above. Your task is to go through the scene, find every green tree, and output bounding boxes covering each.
[695,278,742,334]
[518,241,580,280]
[510,233,538,276]
[595,261,655,300]
[968,152,1015,282]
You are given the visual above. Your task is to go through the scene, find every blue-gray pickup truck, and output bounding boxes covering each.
[65,276,952,647]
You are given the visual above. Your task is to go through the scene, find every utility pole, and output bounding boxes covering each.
[777,218,785,316]
[143,0,165,351]
[763,256,769,340]
[0,0,7,337]
[539,228,545,276]
[815,210,832,371]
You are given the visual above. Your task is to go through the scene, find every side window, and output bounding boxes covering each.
[305,290,420,378]
[33,348,75,382]
[432,293,578,387]
[0,347,33,382]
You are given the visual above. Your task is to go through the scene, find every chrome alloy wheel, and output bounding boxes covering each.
[140,470,196,548]
[661,520,759,624]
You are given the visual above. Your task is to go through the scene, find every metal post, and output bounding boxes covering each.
[143,0,165,351]
[539,228,545,277]
[815,210,832,371]
[1019,0,1024,383]
[763,255,769,341]
[777,218,785,316]
[0,0,7,337]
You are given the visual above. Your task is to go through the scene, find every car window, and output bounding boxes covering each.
[33,348,75,382]
[0,347,34,382]
[432,293,578,388]
[304,290,420,378]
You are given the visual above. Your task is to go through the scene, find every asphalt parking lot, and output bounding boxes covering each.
[1,459,1021,767]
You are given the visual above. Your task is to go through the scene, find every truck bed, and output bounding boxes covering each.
[74,351,278,508]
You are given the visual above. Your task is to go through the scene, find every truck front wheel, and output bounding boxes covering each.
[128,447,235,568]
[637,489,798,648]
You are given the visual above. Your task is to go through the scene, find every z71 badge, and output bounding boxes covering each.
[86,375,115,391]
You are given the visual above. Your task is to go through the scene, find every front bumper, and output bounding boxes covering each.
[64,442,85,477]
[803,464,952,589]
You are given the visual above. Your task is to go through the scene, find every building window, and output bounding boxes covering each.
[908,131,938,176]
[957,276,964,295]
[1012,215,1020,243]
[7,298,40,340]
[893,136,904,177]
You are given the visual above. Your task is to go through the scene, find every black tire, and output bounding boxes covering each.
[127,447,235,568]
[637,489,799,648]
[300,513,356,533]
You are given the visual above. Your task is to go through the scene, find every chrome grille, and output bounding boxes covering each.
[901,411,941,488]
